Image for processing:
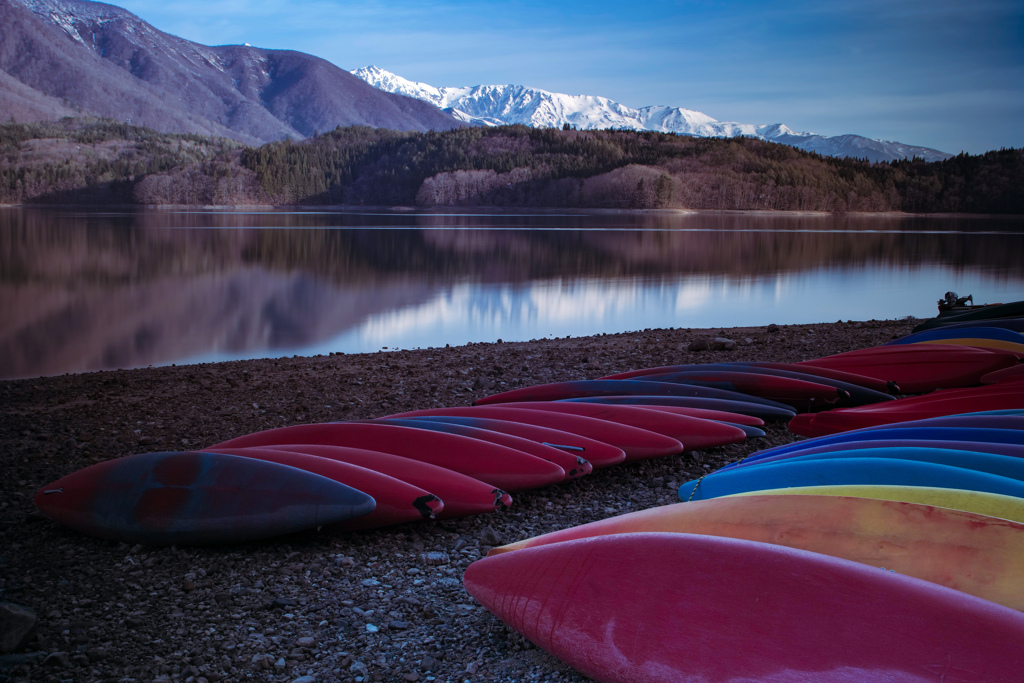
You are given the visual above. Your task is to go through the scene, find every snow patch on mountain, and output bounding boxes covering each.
[14,0,230,74]
[352,66,950,162]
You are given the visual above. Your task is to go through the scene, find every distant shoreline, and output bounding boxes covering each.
[4,204,1022,219]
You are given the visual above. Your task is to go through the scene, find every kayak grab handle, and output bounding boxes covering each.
[542,442,585,452]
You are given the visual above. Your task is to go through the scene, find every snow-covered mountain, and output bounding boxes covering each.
[353,66,951,163]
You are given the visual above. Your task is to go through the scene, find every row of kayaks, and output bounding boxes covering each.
[50,341,945,546]
[31,347,901,545]
[32,399,772,545]
[465,408,1024,682]
[465,304,1024,682]
[786,343,1023,436]
[687,412,1024,513]
[34,310,1024,549]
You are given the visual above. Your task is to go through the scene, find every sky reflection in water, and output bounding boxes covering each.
[221,265,1024,362]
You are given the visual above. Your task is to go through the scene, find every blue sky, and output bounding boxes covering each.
[117,0,1023,154]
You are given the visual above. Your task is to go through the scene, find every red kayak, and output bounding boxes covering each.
[561,395,796,421]
[474,379,794,411]
[209,423,565,491]
[250,444,512,519]
[496,402,747,451]
[207,447,443,529]
[624,370,843,409]
[982,365,1024,385]
[811,383,1024,416]
[606,362,897,405]
[606,361,896,394]
[789,385,1024,437]
[605,405,765,427]
[798,344,1020,393]
[368,417,592,479]
[637,406,765,437]
[386,406,683,462]
[746,362,898,394]
[382,414,627,468]
[465,533,1024,683]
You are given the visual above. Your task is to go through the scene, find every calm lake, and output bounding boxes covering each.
[2,207,1023,380]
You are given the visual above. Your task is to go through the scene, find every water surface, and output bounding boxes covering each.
[2,208,1022,380]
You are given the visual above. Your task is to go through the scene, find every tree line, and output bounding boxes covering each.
[1,118,1021,214]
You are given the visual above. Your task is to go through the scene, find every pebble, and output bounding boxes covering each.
[420,552,450,566]
[710,337,736,351]
[0,602,37,652]
[478,526,504,546]
[42,651,71,668]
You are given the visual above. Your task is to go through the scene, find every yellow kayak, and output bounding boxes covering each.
[490,493,1024,611]
[732,484,1024,522]
[916,337,1024,354]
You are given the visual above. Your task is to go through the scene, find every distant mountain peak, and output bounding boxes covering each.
[353,66,951,163]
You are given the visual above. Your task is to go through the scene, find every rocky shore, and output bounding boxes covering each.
[0,318,916,683]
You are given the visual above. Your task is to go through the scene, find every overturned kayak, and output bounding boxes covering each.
[466,533,1024,683]
[34,451,375,545]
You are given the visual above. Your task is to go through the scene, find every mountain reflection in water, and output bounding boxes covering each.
[2,208,1022,379]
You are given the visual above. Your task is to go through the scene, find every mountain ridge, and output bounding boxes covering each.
[0,0,463,143]
[0,0,966,163]
[352,65,952,163]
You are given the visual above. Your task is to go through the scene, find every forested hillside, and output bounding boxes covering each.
[0,119,240,204]
[2,119,1021,213]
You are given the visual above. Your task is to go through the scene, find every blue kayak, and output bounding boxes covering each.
[865,415,1024,431]
[561,395,796,420]
[678,457,1024,502]
[738,446,1024,482]
[887,326,1024,346]
[739,438,1024,462]
[912,302,1024,332]
[914,318,1024,334]
[722,423,767,438]
[734,427,1024,466]
[961,409,1024,416]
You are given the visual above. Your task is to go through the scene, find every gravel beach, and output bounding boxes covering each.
[0,318,916,683]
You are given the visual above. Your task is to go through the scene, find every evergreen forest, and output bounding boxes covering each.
[1,119,1021,214]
